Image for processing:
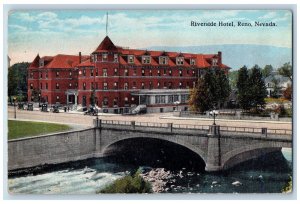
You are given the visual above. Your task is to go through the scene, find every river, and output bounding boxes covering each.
[8,148,292,194]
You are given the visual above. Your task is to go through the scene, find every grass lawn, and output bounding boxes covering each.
[8,120,71,140]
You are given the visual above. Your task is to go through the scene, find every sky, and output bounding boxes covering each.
[7,10,292,65]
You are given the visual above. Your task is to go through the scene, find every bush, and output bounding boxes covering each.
[282,176,292,193]
[98,169,152,193]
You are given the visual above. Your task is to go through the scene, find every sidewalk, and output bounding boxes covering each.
[160,115,292,125]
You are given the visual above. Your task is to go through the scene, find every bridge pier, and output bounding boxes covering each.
[205,125,222,172]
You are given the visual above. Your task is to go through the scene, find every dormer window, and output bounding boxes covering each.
[176,57,184,65]
[114,54,118,62]
[212,58,218,66]
[39,59,44,67]
[128,55,134,64]
[142,56,151,64]
[191,59,196,65]
[102,53,108,62]
[159,56,168,65]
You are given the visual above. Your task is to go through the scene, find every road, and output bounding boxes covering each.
[7,107,292,131]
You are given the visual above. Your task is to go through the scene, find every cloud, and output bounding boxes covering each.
[258,11,277,19]
[8,24,27,31]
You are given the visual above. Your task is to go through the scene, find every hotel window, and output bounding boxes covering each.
[91,69,94,77]
[102,53,108,62]
[176,57,184,65]
[75,83,78,88]
[159,56,168,65]
[69,71,72,77]
[83,82,86,90]
[114,82,118,90]
[128,55,134,64]
[124,97,129,105]
[46,83,48,90]
[155,96,160,104]
[113,98,118,106]
[179,82,182,89]
[56,83,59,89]
[181,95,186,103]
[169,69,172,76]
[114,68,118,76]
[169,95,174,103]
[157,82,160,88]
[142,56,151,64]
[103,97,108,106]
[39,59,44,67]
[149,69,152,76]
[157,69,161,76]
[174,95,179,102]
[186,82,190,88]
[133,82,136,88]
[91,82,94,90]
[190,59,196,65]
[69,83,72,88]
[163,82,167,88]
[46,72,48,78]
[149,82,153,89]
[56,71,59,77]
[179,69,183,77]
[187,70,190,75]
[212,58,218,66]
[30,72,33,78]
[124,69,128,76]
[83,69,86,76]
[141,82,145,89]
[114,54,118,62]
[40,83,42,89]
[192,69,196,77]
[193,81,196,88]
[96,68,98,76]
[168,82,172,89]
[30,83,33,89]
[161,96,166,104]
[163,68,167,75]
[56,96,60,100]
[40,72,43,79]
[133,68,137,75]
[103,68,107,77]
[103,82,108,90]
[142,69,145,76]
[124,82,128,90]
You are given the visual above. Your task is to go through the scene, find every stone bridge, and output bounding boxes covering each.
[8,119,292,172]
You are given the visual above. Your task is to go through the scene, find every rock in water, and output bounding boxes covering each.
[232,181,242,186]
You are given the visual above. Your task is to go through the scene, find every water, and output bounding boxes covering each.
[8,148,292,194]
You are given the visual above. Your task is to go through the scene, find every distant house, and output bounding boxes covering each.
[265,72,291,97]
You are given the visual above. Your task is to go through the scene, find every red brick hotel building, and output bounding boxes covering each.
[28,36,229,113]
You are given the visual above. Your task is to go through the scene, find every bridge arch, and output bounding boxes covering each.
[221,142,288,170]
[101,135,207,164]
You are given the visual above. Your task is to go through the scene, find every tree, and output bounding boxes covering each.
[262,64,273,78]
[189,69,230,112]
[228,70,238,89]
[248,65,267,111]
[189,77,213,112]
[236,66,251,110]
[278,62,292,80]
[31,88,41,102]
[215,69,231,108]
[8,62,30,103]
[283,84,292,100]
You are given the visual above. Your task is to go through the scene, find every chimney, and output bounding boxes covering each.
[218,51,222,65]
[79,52,82,63]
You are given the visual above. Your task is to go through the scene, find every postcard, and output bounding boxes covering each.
[7,9,293,194]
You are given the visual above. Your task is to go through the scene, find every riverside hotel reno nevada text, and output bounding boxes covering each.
[27,35,230,114]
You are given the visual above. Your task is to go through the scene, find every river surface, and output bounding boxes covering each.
[8,148,292,194]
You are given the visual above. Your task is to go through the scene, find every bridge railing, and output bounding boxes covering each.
[96,119,291,137]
